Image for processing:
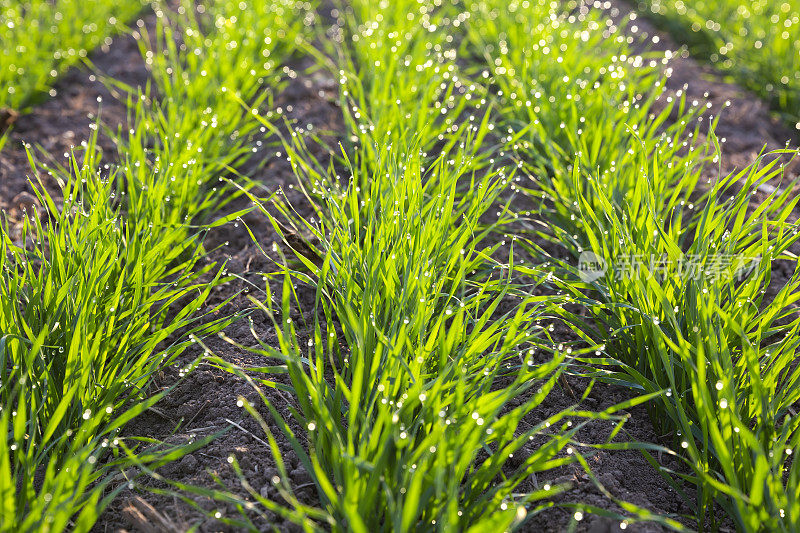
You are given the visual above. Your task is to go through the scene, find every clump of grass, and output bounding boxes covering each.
[329,0,479,162]
[0,0,308,528]
[0,133,227,531]
[554,147,800,530]
[636,0,800,129]
[464,0,800,528]
[461,0,711,218]
[119,0,310,209]
[210,130,658,530]
[0,0,146,113]
[250,144,591,530]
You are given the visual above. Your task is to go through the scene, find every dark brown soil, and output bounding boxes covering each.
[0,3,797,533]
